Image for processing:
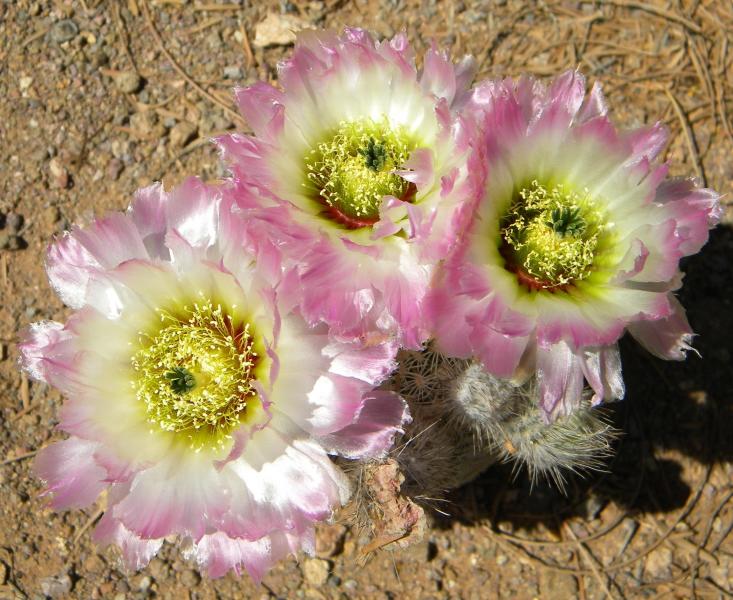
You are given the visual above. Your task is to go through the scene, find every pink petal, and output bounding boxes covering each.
[580,345,625,404]
[114,458,231,540]
[452,55,478,108]
[576,81,608,123]
[166,177,221,250]
[613,238,649,283]
[628,294,695,360]
[470,325,531,379]
[421,46,457,102]
[318,390,409,459]
[393,147,434,188]
[34,437,107,510]
[536,341,585,420]
[655,178,722,255]
[234,82,285,140]
[193,529,313,581]
[219,436,347,541]
[46,232,102,309]
[18,319,81,393]
[531,70,586,132]
[306,374,373,435]
[73,212,149,270]
[325,338,399,385]
[215,133,276,191]
[549,70,586,117]
[93,512,163,572]
[426,291,473,359]
[381,267,431,349]
[371,196,407,240]
[129,183,168,259]
[623,122,668,165]
[627,220,684,283]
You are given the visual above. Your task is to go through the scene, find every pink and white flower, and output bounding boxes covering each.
[20,178,408,580]
[217,28,480,348]
[429,71,720,419]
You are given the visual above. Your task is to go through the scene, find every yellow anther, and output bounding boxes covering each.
[305,117,415,223]
[501,181,606,288]
[131,300,257,449]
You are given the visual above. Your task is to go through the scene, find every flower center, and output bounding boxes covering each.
[132,300,258,448]
[305,118,415,228]
[500,180,605,289]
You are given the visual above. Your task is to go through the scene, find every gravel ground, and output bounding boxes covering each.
[1,1,733,598]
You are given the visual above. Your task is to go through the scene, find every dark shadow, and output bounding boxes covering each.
[429,224,733,533]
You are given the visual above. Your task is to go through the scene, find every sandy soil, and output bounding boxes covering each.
[1,1,732,598]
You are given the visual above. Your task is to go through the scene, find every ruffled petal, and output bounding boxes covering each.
[580,345,625,404]
[317,390,409,459]
[234,82,285,141]
[191,529,313,581]
[628,294,695,360]
[654,178,722,255]
[72,212,150,269]
[46,232,102,309]
[18,319,83,393]
[34,438,107,510]
[113,454,232,541]
[536,341,585,420]
[93,512,163,572]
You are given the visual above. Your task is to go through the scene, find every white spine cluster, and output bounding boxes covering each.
[386,343,616,496]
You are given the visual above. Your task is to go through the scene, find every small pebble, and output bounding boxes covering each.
[107,158,124,181]
[169,121,198,148]
[50,19,79,44]
[40,574,72,598]
[302,557,330,586]
[136,575,151,591]
[113,70,142,94]
[206,31,222,50]
[0,232,24,251]
[82,553,105,573]
[223,65,243,80]
[6,213,23,233]
[180,569,201,586]
[49,157,70,189]
[148,557,168,580]
[254,12,308,48]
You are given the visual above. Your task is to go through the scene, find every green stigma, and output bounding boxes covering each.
[165,366,196,395]
[305,117,415,227]
[132,300,258,449]
[500,180,606,289]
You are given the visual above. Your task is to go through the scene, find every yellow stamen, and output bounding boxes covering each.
[305,117,415,224]
[131,300,257,449]
[501,180,606,288]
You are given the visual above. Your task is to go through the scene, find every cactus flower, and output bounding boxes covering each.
[217,28,480,347]
[19,179,407,579]
[429,71,720,419]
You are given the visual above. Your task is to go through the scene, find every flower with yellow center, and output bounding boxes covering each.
[218,28,481,347]
[429,71,720,420]
[305,118,416,227]
[20,178,408,580]
[500,180,607,289]
[132,301,260,449]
